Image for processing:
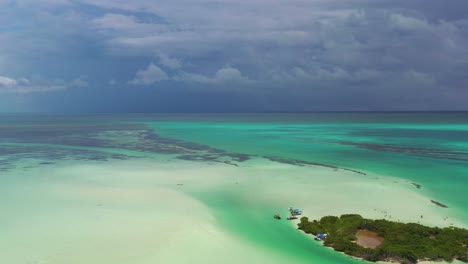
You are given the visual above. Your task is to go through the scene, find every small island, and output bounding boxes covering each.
[297,214,468,264]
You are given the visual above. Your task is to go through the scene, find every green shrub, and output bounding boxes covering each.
[297,214,468,263]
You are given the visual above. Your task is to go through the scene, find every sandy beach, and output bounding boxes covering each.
[0,156,464,264]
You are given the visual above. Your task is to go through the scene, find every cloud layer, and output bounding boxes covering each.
[129,63,169,85]
[0,75,87,94]
[1,0,467,111]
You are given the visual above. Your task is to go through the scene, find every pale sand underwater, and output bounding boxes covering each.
[0,157,465,264]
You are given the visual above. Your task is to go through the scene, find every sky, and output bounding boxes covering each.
[0,0,467,112]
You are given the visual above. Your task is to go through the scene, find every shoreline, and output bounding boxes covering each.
[296,214,467,264]
[295,230,465,264]
[1,157,466,264]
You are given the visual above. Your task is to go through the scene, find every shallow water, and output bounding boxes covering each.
[147,113,468,220]
[0,113,467,264]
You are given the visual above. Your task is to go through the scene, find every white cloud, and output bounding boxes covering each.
[70,76,89,87]
[0,76,18,88]
[274,66,384,83]
[175,67,250,84]
[0,75,85,94]
[128,63,169,85]
[92,13,170,38]
[215,67,247,82]
[1,0,71,6]
[404,70,435,86]
[128,62,250,86]
[174,72,213,83]
[286,66,352,81]
[157,53,182,69]
[3,0,468,111]
[93,13,139,31]
[389,14,431,32]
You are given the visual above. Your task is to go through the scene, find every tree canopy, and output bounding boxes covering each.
[298,214,468,264]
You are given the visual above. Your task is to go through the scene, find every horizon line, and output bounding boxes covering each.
[1,110,468,115]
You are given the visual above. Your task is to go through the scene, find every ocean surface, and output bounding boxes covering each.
[0,113,467,264]
[149,113,468,215]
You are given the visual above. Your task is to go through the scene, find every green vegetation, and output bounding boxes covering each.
[298,214,468,264]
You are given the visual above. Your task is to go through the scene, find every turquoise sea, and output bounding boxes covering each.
[148,113,468,215]
[0,113,467,264]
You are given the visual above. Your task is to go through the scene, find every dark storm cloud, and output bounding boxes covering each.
[0,0,467,112]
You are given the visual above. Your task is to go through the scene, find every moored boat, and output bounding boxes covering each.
[288,207,302,216]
